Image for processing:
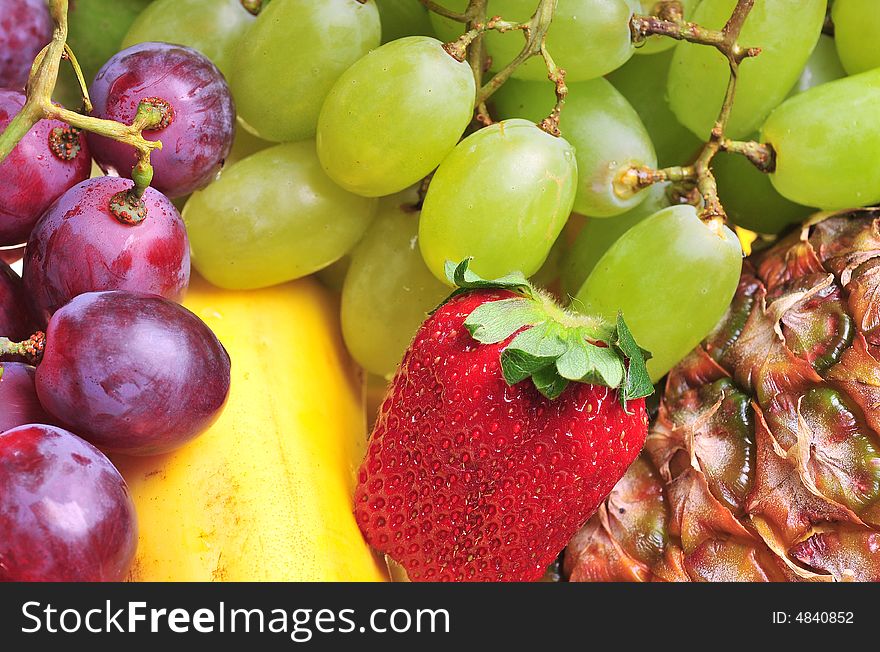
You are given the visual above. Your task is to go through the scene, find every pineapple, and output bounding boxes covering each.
[565,210,880,582]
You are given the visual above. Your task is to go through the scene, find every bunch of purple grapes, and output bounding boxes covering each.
[1,1,235,582]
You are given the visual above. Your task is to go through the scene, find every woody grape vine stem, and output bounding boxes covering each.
[623,0,776,228]
[473,0,566,134]
[689,0,758,226]
[0,0,163,220]
[422,0,773,203]
[419,0,469,22]
[61,44,93,113]
[629,0,759,57]
[422,0,568,134]
[465,0,491,124]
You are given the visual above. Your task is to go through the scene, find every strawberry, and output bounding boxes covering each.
[354,261,653,581]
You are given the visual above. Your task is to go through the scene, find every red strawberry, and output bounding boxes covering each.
[354,261,652,582]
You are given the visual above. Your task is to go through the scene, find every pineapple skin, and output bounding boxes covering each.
[566,210,880,582]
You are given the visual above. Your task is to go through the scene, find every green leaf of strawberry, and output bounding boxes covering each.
[444,258,535,298]
[613,314,654,409]
[447,259,653,407]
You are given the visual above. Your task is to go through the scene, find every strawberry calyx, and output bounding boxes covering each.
[443,259,654,408]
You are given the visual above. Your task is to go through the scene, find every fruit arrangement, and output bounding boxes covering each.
[2,0,880,583]
[566,211,880,582]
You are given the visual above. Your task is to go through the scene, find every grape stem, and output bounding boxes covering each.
[614,164,696,199]
[720,138,775,172]
[822,5,835,36]
[0,333,46,366]
[618,137,775,197]
[630,4,761,64]
[467,0,567,136]
[466,0,492,125]
[61,44,93,113]
[676,0,757,225]
[418,0,470,22]
[433,3,495,121]
[536,43,567,137]
[426,0,567,133]
[444,16,513,62]
[0,0,163,220]
[472,0,557,105]
[621,0,767,228]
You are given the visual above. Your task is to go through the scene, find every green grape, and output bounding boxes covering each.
[430,0,635,82]
[833,0,880,75]
[183,142,378,289]
[376,0,435,42]
[342,198,450,377]
[631,0,701,55]
[668,0,825,139]
[318,183,422,293]
[427,3,463,43]
[419,119,577,283]
[489,77,553,123]
[493,78,656,217]
[317,36,475,198]
[231,0,381,143]
[52,70,85,110]
[224,124,273,169]
[172,194,190,214]
[122,0,255,79]
[790,34,846,96]
[714,35,843,234]
[713,148,810,235]
[55,0,152,107]
[713,35,844,234]
[607,50,703,166]
[559,80,656,217]
[69,0,151,80]
[574,204,742,380]
[426,1,464,43]
[560,183,670,300]
[530,229,568,292]
[761,68,880,210]
[315,256,352,293]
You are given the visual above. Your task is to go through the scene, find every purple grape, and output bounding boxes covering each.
[0,0,53,90]
[22,176,190,327]
[0,424,137,581]
[0,89,92,247]
[36,291,231,456]
[0,260,32,341]
[0,362,55,432]
[87,42,236,198]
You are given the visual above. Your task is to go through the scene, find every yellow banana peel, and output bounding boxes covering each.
[112,275,386,582]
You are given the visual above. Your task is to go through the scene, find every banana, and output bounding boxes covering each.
[112,275,387,581]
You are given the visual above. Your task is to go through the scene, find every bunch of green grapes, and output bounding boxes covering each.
[431,0,638,81]
[128,0,880,383]
[668,0,827,138]
[713,34,845,233]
